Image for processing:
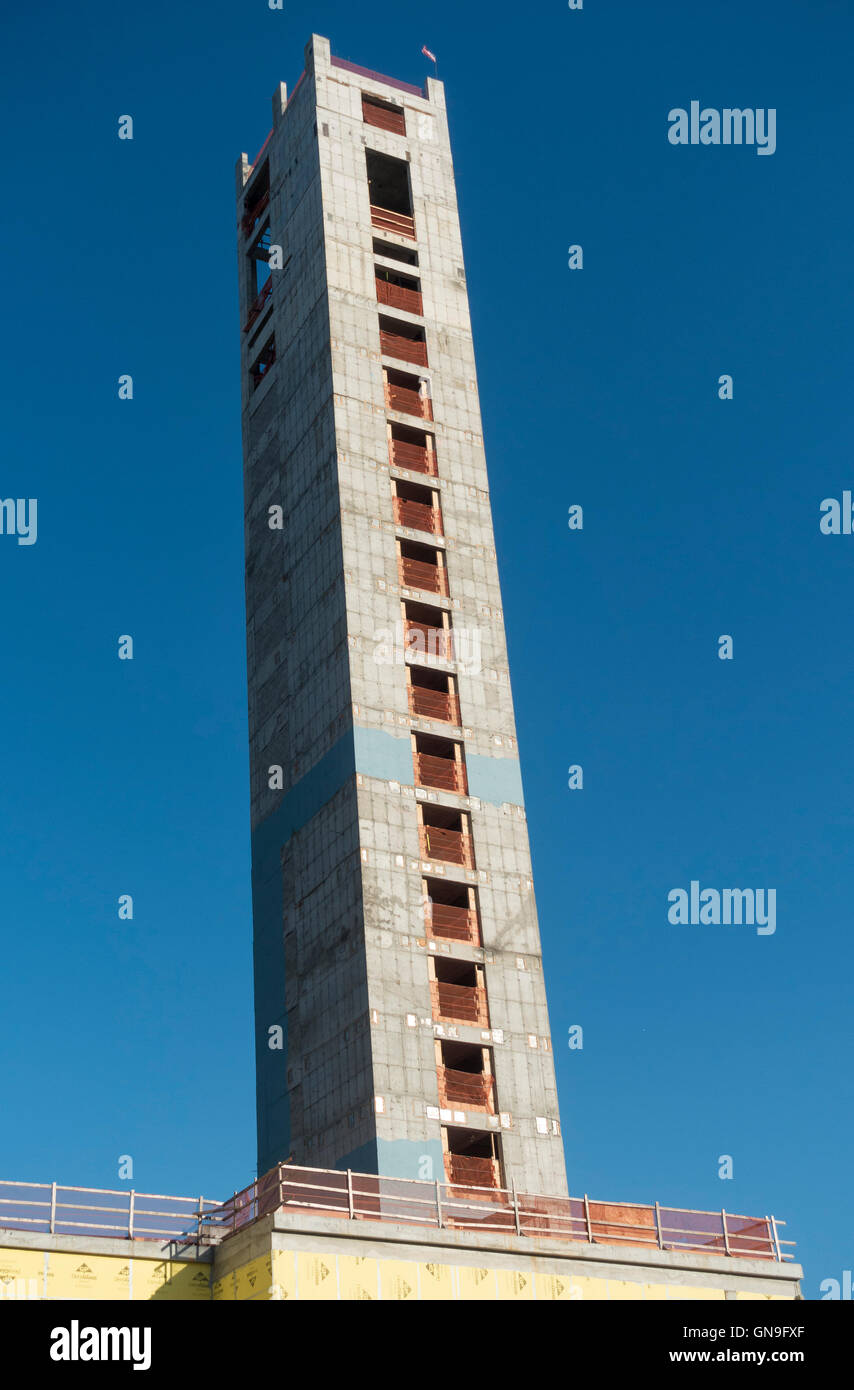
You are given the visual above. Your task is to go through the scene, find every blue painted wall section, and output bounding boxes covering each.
[339,1136,446,1182]
[466,752,525,807]
[375,1137,446,1181]
[353,724,413,784]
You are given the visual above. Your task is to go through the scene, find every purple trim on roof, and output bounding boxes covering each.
[330,55,425,99]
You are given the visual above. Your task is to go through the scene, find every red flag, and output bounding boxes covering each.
[422,46,437,64]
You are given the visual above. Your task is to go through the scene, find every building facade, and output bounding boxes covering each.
[237,35,567,1195]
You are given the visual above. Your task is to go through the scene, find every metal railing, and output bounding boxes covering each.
[425,900,478,942]
[389,438,436,475]
[185,1163,794,1264]
[386,383,432,420]
[0,1178,219,1242]
[241,188,269,239]
[394,498,442,535]
[419,824,475,868]
[430,980,489,1027]
[377,278,423,316]
[415,751,467,793]
[371,205,416,239]
[380,328,429,367]
[400,557,449,596]
[409,687,460,725]
[0,1168,794,1265]
[243,277,273,334]
[438,1067,495,1112]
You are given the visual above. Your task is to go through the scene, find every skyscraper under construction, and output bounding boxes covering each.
[237,34,567,1196]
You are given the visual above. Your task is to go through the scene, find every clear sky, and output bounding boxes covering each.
[0,0,849,1299]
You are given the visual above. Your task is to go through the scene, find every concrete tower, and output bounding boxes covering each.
[237,34,568,1197]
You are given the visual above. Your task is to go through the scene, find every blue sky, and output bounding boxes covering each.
[0,0,849,1298]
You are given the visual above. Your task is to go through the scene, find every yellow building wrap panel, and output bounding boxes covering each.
[130,1259,170,1301]
[535,1272,581,1300]
[234,1254,272,1301]
[456,1266,497,1300]
[45,1253,130,1300]
[270,1251,297,1301]
[643,1283,671,1301]
[212,1272,236,1301]
[495,1268,534,1300]
[564,1275,609,1300]
[607,1279,645,1300]
[417,1261,455,1300]
[668,1285,726,1300]
[296,1252,337,1299]
[132,1259,210,1302]
[338,1255,379,1301]
[379,1260,419,1301]
[0,1249,44,1299]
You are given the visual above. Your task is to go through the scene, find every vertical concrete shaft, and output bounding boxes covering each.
[237,35,568,1197]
